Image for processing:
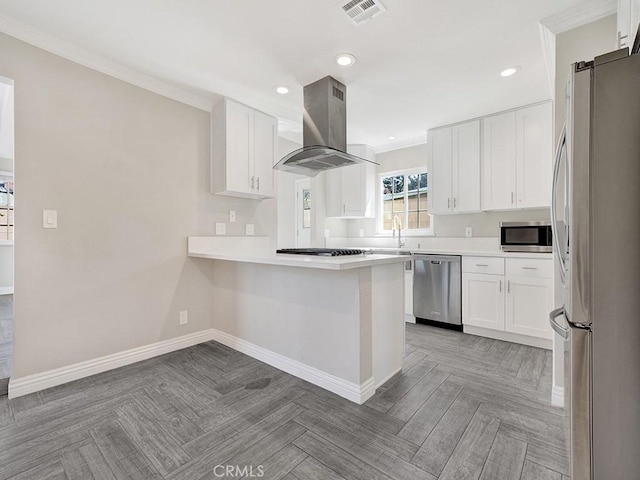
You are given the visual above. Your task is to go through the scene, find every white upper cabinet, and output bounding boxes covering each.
[427,127,452,214]
[252,110,277,198]
[452,120,481,213]
[211,98,277,199]
[325,145,376,218]
[428,120,480,214]
[482,102,552,211]
[516,103,553,208]
[618,0,640,49]
[482,111,517,210]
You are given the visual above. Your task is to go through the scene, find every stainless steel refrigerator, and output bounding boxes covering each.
[550,47,640,479]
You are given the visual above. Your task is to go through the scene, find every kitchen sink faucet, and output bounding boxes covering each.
[393,214,405,249]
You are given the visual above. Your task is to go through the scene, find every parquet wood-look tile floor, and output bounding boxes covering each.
[0,323,568,479]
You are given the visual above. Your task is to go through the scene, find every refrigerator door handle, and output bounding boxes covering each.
[551,123,567,284]
[549,306,569,339]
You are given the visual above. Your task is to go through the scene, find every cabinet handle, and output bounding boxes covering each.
[251,176,255,189]
[453,197,457,208]
[343,204,346,214]
[511,192,514,204]
[448,198,450,208]
[499,280,502,292]
[256,177,260,191]
[618,31,629,46]
[522,266,538,270]
[475,264,489,267]
[507,280,511,293]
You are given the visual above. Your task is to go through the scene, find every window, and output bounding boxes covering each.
[379,169,431,234]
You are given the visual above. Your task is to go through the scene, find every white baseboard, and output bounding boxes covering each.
[404,314,416,324]
[8,329,217,399]
[0,286,13,295]
[463,325,552,350]
[210,329,375,404]
[551,385,565,407]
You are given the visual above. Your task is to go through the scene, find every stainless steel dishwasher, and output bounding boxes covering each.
[413,254,462,329]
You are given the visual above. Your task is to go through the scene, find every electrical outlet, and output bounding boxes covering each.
[179,310,188,325]
[324,229,330,238]
[465,226,473,238]
[43,210,57,229]
[359,229,364,237]
[229,210,236,222]
[215,222,226,235]
[246,224,255,235]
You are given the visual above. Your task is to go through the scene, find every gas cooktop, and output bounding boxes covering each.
[276,248,367,257]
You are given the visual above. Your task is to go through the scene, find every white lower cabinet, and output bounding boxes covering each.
[462,273,505,331]
[404,262,414,322]
[462,256,553,343]
[505,275,554,339]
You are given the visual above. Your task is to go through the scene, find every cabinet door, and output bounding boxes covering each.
[617,0,640,48]
[462,273,505,331]
[253,110,277,198]
[516,103,552,208]
[427,127,452,214]
[342,164,366,216]
[452,120,481,213]
[225,99,254,194]
[505,276,553,339]
[404,266,413,317]
[482,112,516,210]
[324,168,343,217]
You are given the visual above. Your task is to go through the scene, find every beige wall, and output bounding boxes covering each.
[555,15,617,139]
[0,32,277,378]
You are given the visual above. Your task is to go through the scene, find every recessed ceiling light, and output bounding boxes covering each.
[500,66,521,77]
[388,136,396,140]
[275,85,290,95]
[336,53,356,67]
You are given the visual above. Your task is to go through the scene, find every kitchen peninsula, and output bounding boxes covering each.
[188,237,407,403]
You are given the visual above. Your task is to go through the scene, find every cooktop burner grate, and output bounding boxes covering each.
[276,248,367,257]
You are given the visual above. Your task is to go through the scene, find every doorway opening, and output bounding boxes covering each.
[0,75,15,396]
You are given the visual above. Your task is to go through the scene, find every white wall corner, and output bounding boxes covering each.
[540,0,617,35]
[552,385,565,407]
[0,13,215,111]
[538,23,557,100]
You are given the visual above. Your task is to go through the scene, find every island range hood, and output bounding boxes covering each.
[274,76,379,177]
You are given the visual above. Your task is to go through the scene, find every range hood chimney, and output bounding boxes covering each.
[274,76,378,177]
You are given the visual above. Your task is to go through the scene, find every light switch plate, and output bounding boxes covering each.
[229,210,236,223]
[179,310,188,325]
[245,224,255,235]
[215,222,226,235]
[324,229,330,238]
[43,210,57,229]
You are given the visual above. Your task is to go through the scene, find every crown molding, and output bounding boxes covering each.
[0,13,214,111]
[373,135,427,154]
[540,0,617,34]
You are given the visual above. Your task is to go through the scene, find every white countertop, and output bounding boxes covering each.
[396,248,553,260]
[188,251,409,270]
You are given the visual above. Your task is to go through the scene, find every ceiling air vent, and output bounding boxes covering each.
[339,0,386,26]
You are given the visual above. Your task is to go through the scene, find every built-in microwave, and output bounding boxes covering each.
[500,221,552,253]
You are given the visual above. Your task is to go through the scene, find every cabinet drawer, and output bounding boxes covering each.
[506,258,553,279]
[462,256,504,275]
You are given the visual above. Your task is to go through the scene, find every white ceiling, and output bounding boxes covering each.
[0,0,592,149]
